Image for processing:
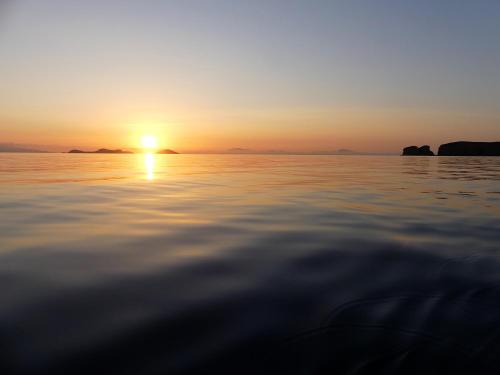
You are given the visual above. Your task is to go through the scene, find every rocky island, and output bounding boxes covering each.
[68,148,179,154]
[402,142,500,156]
[69,149,133,154]
[401,145,434,156]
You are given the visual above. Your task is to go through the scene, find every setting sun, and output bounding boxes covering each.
[141,135,158,150]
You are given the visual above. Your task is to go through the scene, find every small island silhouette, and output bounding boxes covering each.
[402,141,500,156]
[69,148,133,154]
[402,145,434,156]
[68,148,179,154]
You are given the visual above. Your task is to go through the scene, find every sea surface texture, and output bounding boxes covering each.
[1,154,500,374]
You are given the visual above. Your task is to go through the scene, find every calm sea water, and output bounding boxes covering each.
[1,154,500,374]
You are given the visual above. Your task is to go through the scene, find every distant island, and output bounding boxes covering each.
[68,148,179,154]
[69,149,133,154]
[222,148,394,155]
[402,142,500,156]
[0,143,47,153]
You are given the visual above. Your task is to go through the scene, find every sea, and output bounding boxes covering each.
[1,154,500,374]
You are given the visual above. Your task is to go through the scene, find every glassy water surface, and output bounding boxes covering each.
[1,154,500,373]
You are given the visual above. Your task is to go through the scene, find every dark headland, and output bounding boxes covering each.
[438,141,500,156]
[402,142,500,156]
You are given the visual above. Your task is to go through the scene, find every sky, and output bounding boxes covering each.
[0,0,499,153]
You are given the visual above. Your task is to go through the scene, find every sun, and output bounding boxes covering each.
[141,135,158,150]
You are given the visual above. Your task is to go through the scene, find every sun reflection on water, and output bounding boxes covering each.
[144,153,155,180]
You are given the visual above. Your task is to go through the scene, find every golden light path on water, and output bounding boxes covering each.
[144,153,155,180]
[140,134,159,180]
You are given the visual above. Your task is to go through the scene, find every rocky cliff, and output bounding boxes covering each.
[438,142,500,156]
[402,145,434,156]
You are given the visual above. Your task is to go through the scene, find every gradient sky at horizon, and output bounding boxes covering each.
[0,0,499,152]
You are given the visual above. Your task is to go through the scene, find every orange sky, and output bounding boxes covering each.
[2,106,498,153]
